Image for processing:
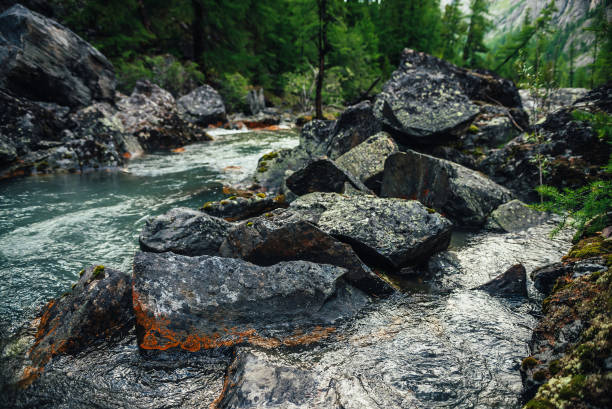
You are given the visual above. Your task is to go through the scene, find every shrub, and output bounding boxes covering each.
[218,72,250,113]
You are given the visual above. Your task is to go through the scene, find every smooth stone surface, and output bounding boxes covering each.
[132,252,368,352]
[381,150,513,227]
[177,85,227,126]
[139,207,231,256]
[219,209,392,294]
[486,199,551,232]
[0,4,115,108]
[290,192,453,269]
[335,131,398,192]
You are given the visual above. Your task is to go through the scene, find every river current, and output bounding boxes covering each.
[0,129,573,408]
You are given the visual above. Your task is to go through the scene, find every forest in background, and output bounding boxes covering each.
[17,0,612,113]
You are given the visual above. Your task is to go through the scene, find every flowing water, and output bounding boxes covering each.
[0,129,573,408]
[0,129,298,334]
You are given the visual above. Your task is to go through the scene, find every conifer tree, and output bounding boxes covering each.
[439,0,466,64]
[462,0,490,68]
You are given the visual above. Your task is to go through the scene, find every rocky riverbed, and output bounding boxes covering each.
[1,4,611,409]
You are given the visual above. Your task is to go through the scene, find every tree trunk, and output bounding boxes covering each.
[315,0,328,120]
[137,0,151,31]
[192,0,204,65]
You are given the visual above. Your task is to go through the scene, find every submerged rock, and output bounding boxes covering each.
[290,192,452,269]
[23,265,133,386]
[381,150,513,227]
[0,4,115,108]
[139,207,231,256]
[132,252,368,352]
[335,131,399,193]
[474,264,528,298]
[485,199,551,232]
[285,158,372,196]
[219,209,391,294]
[177,84,227,126]
[216,348,328,409]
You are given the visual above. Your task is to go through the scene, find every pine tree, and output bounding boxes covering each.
[462,0,490,68]
[439,0,467,64]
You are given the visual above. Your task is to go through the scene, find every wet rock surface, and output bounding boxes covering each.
[381,150,513,227]
[13,265,133,389]
[177,84,227,126]
[290,192,453,269]
[486,199,551,232]
[0,5,115,108]
[285,158,372,196]
[335,131,399,192]
[139,207,231,256]
[132,251,368,352]
[219,209,391,294]
[474,263,528,298]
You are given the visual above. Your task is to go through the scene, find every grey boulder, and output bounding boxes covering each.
[132,251,368,352]
[381,150,514,227]
[139,207,231,256]
[177,84,227,126]
[219,209,392,294]
[0,4,115,108]
[290,193,453,269]
[336,131,399,192]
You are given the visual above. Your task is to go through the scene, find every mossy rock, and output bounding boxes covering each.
[261,151,279,161]
[92,265,105,279]
[564,236,612,260]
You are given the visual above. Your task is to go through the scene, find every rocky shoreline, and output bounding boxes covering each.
[1,4,611,409]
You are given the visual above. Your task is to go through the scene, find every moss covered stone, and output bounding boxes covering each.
[564,236,612,260]
[92,265,105,279]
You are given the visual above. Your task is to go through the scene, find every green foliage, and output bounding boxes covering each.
[218,73,250,113]
[116,55,205,96]
[462,0,491,68]
[533,111,612,238]
[438,0,467,64]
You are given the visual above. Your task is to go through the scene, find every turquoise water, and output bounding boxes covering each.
[0,130,298,333]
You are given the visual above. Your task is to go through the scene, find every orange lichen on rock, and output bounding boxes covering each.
[17,366,44,389]
[134,289,337,352]
[172,147,186,153]
[122,152,132,159]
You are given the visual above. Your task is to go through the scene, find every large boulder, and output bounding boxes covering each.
[285,158,373,196]
[381,150,514,227]
[0,5,115,108]
[0,90,135,178]
[177,84,227,126]
[139,207,231,256]
[289,193,452,269]
[219,209,391,294]
[26,265,133,381]
[373,49,522,145]
[116,80,210,150]
[335,131,399,192]
[132,251,368,352]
